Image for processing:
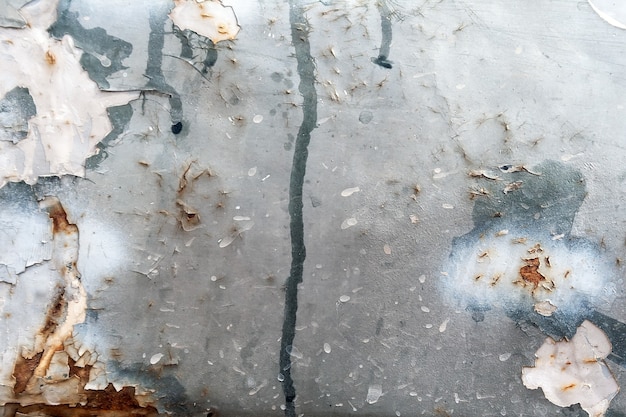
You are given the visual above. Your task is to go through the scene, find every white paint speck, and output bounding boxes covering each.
[341,186,360,197]
[442,203,454,209]
[339,295,351,303]
[253,114,264,123]
[341,217,358,229]
[150,353,164,365]
[421,306,430,313]
[418,274,426,283]
[366,384,382,404]
[383,244,392,255]
[248,167,257,176]
[499,352,511,362]
[439,318,450,333]
[323,343,331,353]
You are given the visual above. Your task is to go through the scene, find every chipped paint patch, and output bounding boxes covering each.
[169,0,240,44]
[0,1,137,188]
[444,229,615,317]
[522,320,619,417]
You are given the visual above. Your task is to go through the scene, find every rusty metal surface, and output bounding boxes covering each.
[1,0,626,416]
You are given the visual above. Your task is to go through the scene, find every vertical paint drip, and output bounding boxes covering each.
[372,1,394,69]
[147,3,183,128]
[279,2,318,416]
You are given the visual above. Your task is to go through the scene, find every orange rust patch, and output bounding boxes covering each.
[46,201,77,235]
[12,352,43,394]
[561,383,576,391]
[45,50,56,65]
[520,258,545,288]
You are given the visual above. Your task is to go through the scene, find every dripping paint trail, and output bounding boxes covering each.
[279,2,318,416]
[372,1,393,69]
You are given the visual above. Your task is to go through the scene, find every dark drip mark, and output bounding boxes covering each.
[372,2,393,69]
[280,2,318,416]
[147,4,183,130]
[171,122,183,134]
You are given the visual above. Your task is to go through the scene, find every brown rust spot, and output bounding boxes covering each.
[67,357,92,383]
[561,383,576,391]
[45,50,56,65]
[12,352,43,394]
[41,286,66,337]
[490,274,501,287]
[46,200,77,235]
[520,258,546,289]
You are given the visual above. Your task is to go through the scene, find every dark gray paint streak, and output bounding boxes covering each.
[372,2,393,69]
[280,2,318,416]
[147,3,183,127]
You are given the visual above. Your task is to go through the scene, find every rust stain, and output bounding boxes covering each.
[520,258,546,289]
[12,352,43,394]
[45,50,56,65]
[41,286,66,338]
[561,383,577,391]
[46,200,77,235]
[67,357,92,383]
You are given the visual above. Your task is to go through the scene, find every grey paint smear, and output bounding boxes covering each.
[49,0,133,90]
[0,87,36,143]
[84,103,133,169]
[470,160,586,236]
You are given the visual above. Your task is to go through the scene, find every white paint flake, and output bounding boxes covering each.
[522,320,619,417]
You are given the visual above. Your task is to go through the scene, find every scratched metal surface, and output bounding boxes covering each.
[1,0,626,416]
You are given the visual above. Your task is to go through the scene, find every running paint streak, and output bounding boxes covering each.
[373,1,393,69]
[279,2,318,416]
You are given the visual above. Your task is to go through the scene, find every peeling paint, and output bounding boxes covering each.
[0,0,137,188]
[169,0,240,44]
[0,196,157,414]
[522,320,619,417]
